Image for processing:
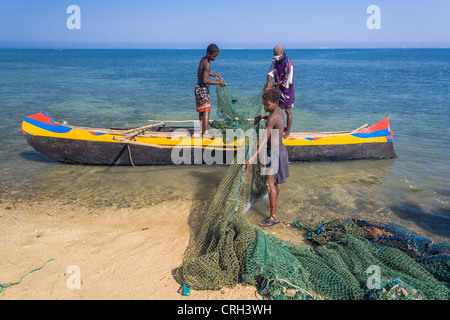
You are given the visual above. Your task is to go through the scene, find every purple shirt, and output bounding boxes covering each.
[268,56,295,106]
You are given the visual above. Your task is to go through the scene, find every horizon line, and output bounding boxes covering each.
[1,40,449,51]
[1,46,449,50]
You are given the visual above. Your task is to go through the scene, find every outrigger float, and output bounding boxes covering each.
[22,111,396,165]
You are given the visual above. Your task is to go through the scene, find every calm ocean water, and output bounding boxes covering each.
[0,49,449,241]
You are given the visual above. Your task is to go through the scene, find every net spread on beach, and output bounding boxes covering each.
[174,85,450,300]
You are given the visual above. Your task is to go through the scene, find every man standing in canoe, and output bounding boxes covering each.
[195,44,227,138]
[265,45,294,139]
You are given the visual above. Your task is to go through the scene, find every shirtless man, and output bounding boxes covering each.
[245,89,289,227]
[195,44,227,137]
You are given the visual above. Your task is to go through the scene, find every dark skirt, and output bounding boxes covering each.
[266,143,289,184]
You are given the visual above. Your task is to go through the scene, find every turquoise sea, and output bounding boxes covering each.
[0,49,449,241]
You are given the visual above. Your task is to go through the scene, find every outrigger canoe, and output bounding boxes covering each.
[22,111,396,165]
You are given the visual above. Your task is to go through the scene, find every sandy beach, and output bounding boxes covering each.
[0,199,260,300]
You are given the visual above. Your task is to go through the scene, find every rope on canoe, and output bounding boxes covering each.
[0,258,55,298]
[127,144,136,167]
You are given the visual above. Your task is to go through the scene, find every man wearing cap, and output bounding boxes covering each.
[265,45,294,138]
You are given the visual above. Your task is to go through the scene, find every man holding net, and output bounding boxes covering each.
[245,89,289,227]
[195,44,227,138]
[265,45,294,139]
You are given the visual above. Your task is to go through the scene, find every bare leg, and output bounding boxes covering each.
[202,109,209,133]
[198,111,204,129]
[265,175,279,223]
[202,109,215,138]
[283,107,292,139]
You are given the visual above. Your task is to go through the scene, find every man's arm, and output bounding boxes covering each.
[265,74,274,91]
[202,61,226,86]
[265,61,275,91]
[245,116,276,169]
[209,72,220,79]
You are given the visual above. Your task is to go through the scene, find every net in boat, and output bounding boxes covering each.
[210,82,265,136]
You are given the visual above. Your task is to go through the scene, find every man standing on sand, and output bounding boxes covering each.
[245,89,289,227]
[195,43,227,138]
[265,45,294,139]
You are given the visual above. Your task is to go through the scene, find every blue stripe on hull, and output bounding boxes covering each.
[24,117,72,134]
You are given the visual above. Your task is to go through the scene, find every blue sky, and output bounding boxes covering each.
[0,0,449,48]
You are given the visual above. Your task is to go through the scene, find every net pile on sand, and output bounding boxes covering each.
[174,86,449,300]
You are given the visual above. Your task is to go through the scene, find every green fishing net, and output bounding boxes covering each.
[174,132,266,290]
[174,143,449,300]
[246,219,449,300]
[174,85,449,300]
[210,82,265,137]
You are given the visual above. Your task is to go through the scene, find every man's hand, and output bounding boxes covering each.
[254,115,267,125]
[264,82,274,91]
[218,81,227,87]
[244,155,257,171]
[244,159,251,172]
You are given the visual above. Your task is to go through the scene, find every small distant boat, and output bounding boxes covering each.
[22,111,396,165]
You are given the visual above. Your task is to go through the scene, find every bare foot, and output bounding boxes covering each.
[202,131,215,140]
[259,218,280,227]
